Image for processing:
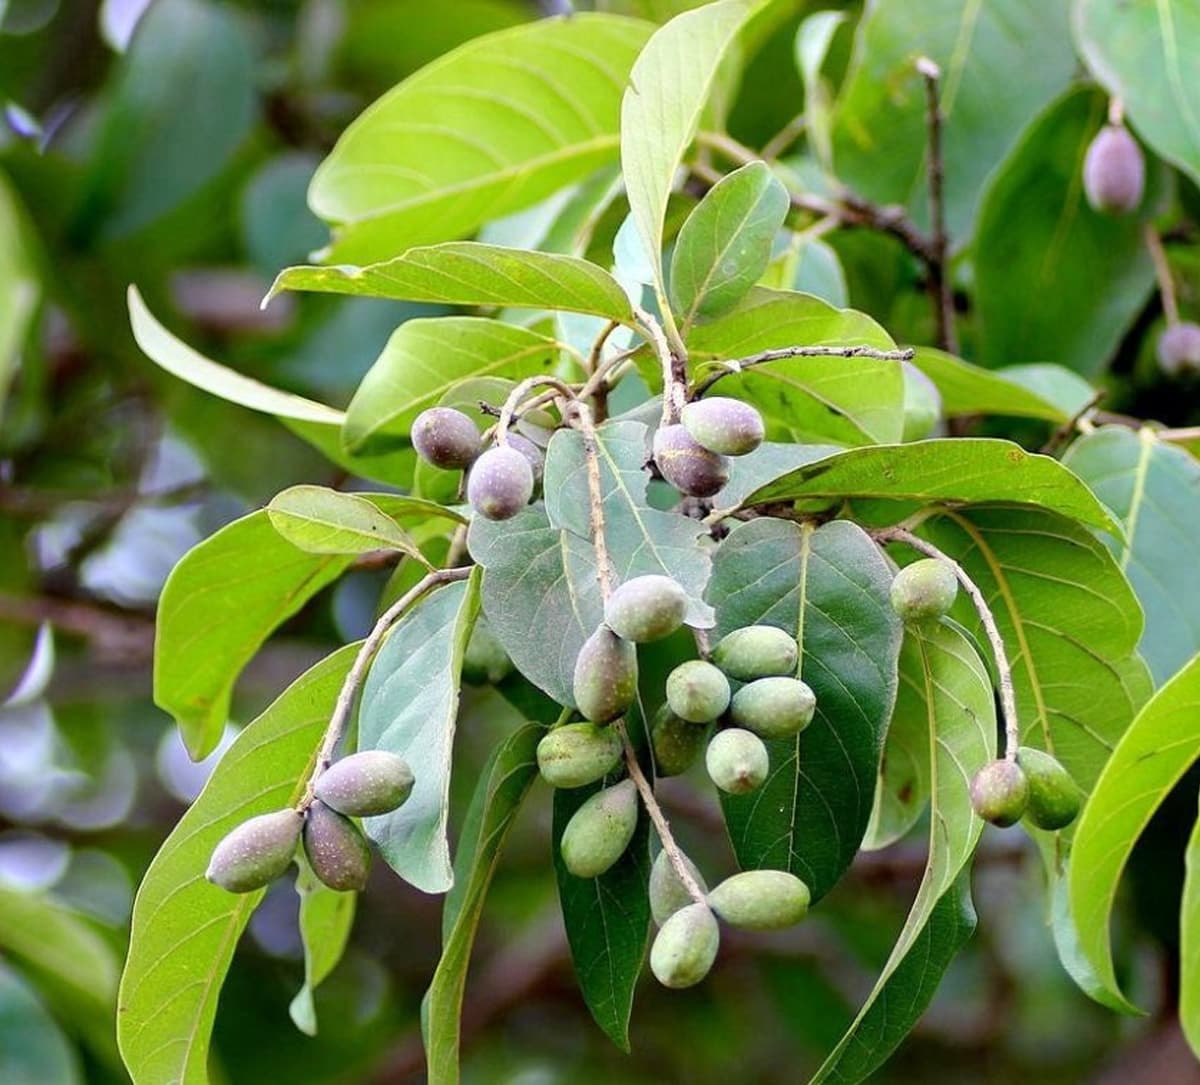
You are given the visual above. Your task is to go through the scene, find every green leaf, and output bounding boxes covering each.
[344,317,559,454]
[830,0,1076,242]
[309,15,652,263]
[1182,792,1200,1058]
[668,160,790,326]
[815,621,993,1081]
[289,862,356,1037]
[269,242,634,323]
[1067,651,1200,1012]
[118,646,357,1085]
[1074,0,1200,187]
[740,438,1122,536]
[710,519,902,900]
[0,170,38,415]
[268,485,425,560]
[0,963,81,1085]
[718,441,842,510]
[795,10,847,172]
[974,86,1157,375]
[359,573,481,893]
[422,724,541,1085]
[621,0,765,289]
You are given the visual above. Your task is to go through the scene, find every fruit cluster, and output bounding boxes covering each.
[653,395,765,496]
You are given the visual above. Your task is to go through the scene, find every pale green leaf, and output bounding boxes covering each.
[289,861,356,1037]
[268,485,425,560]
[794,10,846,171]
[0,964,81,1085]
[0,171,38,415]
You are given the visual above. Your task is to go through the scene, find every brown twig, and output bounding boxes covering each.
[1039,389,1105,456]
[496,375,576,447]
[916,58,958,353]
[691,343,915,397]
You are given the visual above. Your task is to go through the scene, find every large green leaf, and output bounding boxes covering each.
[269,242,634,324]
[288,863,356,1037]
[710,519,902,900]
[118,646,357,1085]
[267,485,423,559]
[816,620,994,1082]
[155,510,352,760]
[1068,652,1200,1012]
[309,15,652,263]
[423,724,541,1085]
[358,573,481,893]
[1074,0,1200,187]
[974,87,1157,375]
[830,0,1075,242]
[0,171,38,415]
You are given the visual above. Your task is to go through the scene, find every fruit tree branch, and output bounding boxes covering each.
[690,343,915,397]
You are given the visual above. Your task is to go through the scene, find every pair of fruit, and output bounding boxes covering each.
[653,396,765,498]
[206,750,413,894]
[969,748,1082,831]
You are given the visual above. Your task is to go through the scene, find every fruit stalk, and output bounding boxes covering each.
[1144,224,1180,325]
[568,399,616,598]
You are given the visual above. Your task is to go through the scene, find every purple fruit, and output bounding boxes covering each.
[467,445,535,520]
[652,424,730,498]
[1083,125,1144,215]
[411,407,482,470]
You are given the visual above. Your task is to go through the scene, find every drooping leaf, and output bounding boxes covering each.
[0,171,38,415]
[118,646,357,1085]
[268,485,425,560]
[0,963,81,1085]
[288,861,356,1037]
[358,573,481,893]
[155,510,353,759]
[710,519,902,900]
[309,15,652,263]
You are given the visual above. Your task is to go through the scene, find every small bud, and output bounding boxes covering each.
[665,660,731,723]
[411,407,482,470]
[466,445,535,521]
[1083,124,1145,215]
[1017,746,1082,830]
[890,558,957,623]
[649,847,707,926]
[303,800,371,892]
[969,758,1029,827]
[573,625,638,723]
[680,397,765,456]
[705,728,769,794]
[730,677,816,739]
[649,902,720,989]
[707,870,810,931]
[462,617,514,685]
[1157,322,1200,377]
[560,779,639,879]
[314,751,414,818]
[206,809,302,893]
[651,705,707,776]
[652,424,730,498]
[711,625,798,681]
[536,722,623,788]
[603,574,688,643]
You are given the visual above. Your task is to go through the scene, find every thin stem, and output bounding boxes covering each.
[760,111,807,161]
[1039,388,1105,456]
[587,320,620,423]
[917,57,958,354]
[1145,225,1180,325]
[588,320,619,375]
[873,527,1020,762]
[635,304,686,425]
[497,375,577,446]
[1157,425,1200,444]
[691,343,915,397]
[296,566,472,811]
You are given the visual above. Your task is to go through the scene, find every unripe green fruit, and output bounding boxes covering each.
[462,617,513,685]
[303,800,371,892]
[890,558,957,623]
[536,722,623,788]
[603,574,688,643]
[573,625,638,723]
[649,847,707,926]
[1016,746,1082,830]
[707,870,810,930]
[1157,322,1200,377]
[680,397,765,456]
[652,424,730,498]
[411,407,482,470]
[705,728,769,794]
[466,446,535,521]
[901,362,942,442]
[666,660,731,723]
[1083,124,1145,215]
[560,779,639,878]
[206,809,302,893]
[505,431,546,488]
[314,751,414,818]
[649,902,720,989]
[969,758,1029,827]
[651,705,707,776]
[711,625,798,681]
[730,677,816,739]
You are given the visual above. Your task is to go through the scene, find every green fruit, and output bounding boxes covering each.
[890,558,957,623]
[1017,747,1082,830]
[707,870,810,930]
[901,362,942,441]
[649,848,707,926]
[560,779,639,878]
[705,728,769,794]
[462,617,513,685]
[303,800,371,892]
[206,809,302,893]
[411,407,481,470]
[969,759,1029,827]
[651,705,707,776]
[652,423,730,498]
[1158,322,1200,377]
[666,660,731,723]
[680,397,765,456]
[536,722,623,788]
[1083,124,1144,215]
[650,902,720,989]
[573,625,638,723]
[466,445,535,521]
[730,677,816,739]
[603,575,688,643]
[711,625,797,681]
[314,750,414,818]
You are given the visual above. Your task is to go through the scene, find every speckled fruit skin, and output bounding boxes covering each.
[573,625,638,723]
[603,574,688,643]
[505,431,546,487]
[711,625,797,681]
[665,660,731,723]
[206,809,302,893]
[651,705,707,776]
[1082,125,1145,215]
[680,397,765,456]
[303,800,371,892]
[890,558,958,623]
[1017,746,1082,830]
[559,779,639,878]
[650,902,719,989]
[411,407,482,470]
[969,759,1029,827]
[466,445,535,521]
[462,618,513,685]
[705,728,769,794]
[649,848,707,926]
[730,676,816,739]
[1158,322,1200,377]
[652,423,730,498]
[314,751,414,818]
[536,722,623,788]
[707,870,810,931]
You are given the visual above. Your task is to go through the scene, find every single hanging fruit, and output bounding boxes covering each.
[603,574,688,643]
[466,445,535,521]
[573,625,638,723]
[314,750,414,818]
[652,423,730,497]
[649,902,720,989]
[680,397,765,456]
[707,870,810,930]
[536,722,623,788]
[1157,322,1200,377]
[206,809,302,893]
[711,625,798,681]
[969,759,1029,827]
[559,779,639,878]
[705,728,769,794]
[303,800,371,891]
[411,407,482,470]
[1082,124,1145,215]
[890,558,957,623]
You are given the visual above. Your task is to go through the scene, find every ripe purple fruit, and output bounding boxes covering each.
[411,407,482,470]
[652,423,730,498]
[1157,322,1200,377]
[206,809,302,893]
[505,431,546,488]
[1083,125,1145,216]
[303,800,371,891]
[680,397,765,456]
[466,445,535,521]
